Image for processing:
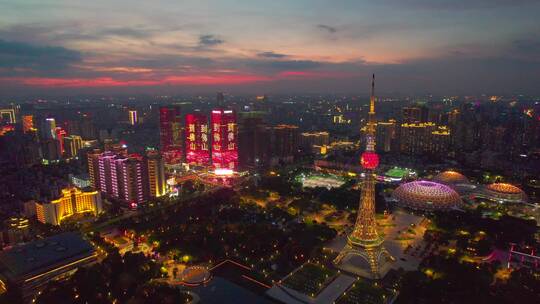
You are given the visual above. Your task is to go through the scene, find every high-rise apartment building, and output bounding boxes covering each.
[22,115,34,133]
[238,112,269,168]
[90,150,161,207]
[97,151,118,196]
[117,156,146,207]
[376,120,396,153]
[211,109,238,171]
[41,139,62,162]
[399,122,436,155]
[64,135,83,158]
[427,126,451,156]
[300,131,330,150]
[159,106,183,164]
[87,149,102,188]
[55,127,67,154]
[402,107,422,123]
[185,113,210,165]
[41,118,57,140]
[128,110,138,125]
[216,92,225,105]
[80,114,96,140]
[400,122,451,157]
[271,124,299,164]
[145,150,166,197]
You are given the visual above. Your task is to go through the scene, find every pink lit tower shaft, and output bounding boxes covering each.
[334,74,394,279]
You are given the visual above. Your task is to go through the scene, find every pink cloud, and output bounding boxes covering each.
[0,70,352,89]
[278,70,350,79]
[1,74,273,88]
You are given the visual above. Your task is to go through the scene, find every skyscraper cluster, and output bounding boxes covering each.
[159,106,238,172]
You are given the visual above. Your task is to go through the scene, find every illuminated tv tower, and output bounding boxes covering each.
[334,74,394,279]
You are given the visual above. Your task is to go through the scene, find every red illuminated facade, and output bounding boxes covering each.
[185,113,210,165]
[360,151,379,170]
[55,127,68,154]
[22,115,34,133]
[159,106,183,164]
[211,109,238,171]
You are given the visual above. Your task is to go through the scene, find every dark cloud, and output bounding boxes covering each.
[382,0,539,10]
[257,51,288,58]
[98,27,152,38]
[199,34,224,46]
[250,60,321,71]
[317,24,337,33]
[127,56,216,70]
[512,37,540,58]
[0,39,81,70]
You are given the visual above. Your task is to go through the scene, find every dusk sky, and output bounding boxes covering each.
[1,0,540,96]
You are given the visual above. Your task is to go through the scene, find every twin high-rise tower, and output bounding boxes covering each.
[159,95,238,172]
[334,74,394,279]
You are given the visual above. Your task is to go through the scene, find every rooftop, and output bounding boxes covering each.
[433,170,470,185]
[486,183,523,194]
[0,232,95,280]
[393,180,462,211]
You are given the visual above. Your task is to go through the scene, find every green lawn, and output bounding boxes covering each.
[282,263,337,297]
[337,280,393,304]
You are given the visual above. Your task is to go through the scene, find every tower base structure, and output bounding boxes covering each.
[334,239,394,279]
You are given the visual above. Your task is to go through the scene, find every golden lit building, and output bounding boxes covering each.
[300,131,329,147]
[399,122,450,156]
[146,150,166,197]
[35,187,102,225]
[128,110,138,125]
[300,131,330,155]
[64,135,83,158]
[333,114,351,124]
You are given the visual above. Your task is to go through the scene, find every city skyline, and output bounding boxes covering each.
[0,72,538,303]
[0,3,539,303]
[1,0,540,96]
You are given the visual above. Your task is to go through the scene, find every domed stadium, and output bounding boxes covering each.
[393,181,462,211]
[433,170,470,185]
[482,183,528,203]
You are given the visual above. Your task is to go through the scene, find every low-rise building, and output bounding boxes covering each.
[0,232,97,301]
[34,187,102,225]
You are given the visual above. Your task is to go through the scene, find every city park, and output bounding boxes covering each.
[22,105,538,304]
[89,96,538,303]
[24,157,539,303]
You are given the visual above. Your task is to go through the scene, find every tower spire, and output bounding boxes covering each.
[334,74,393,279]
[366,74,377,151]
[369,74,375,114]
